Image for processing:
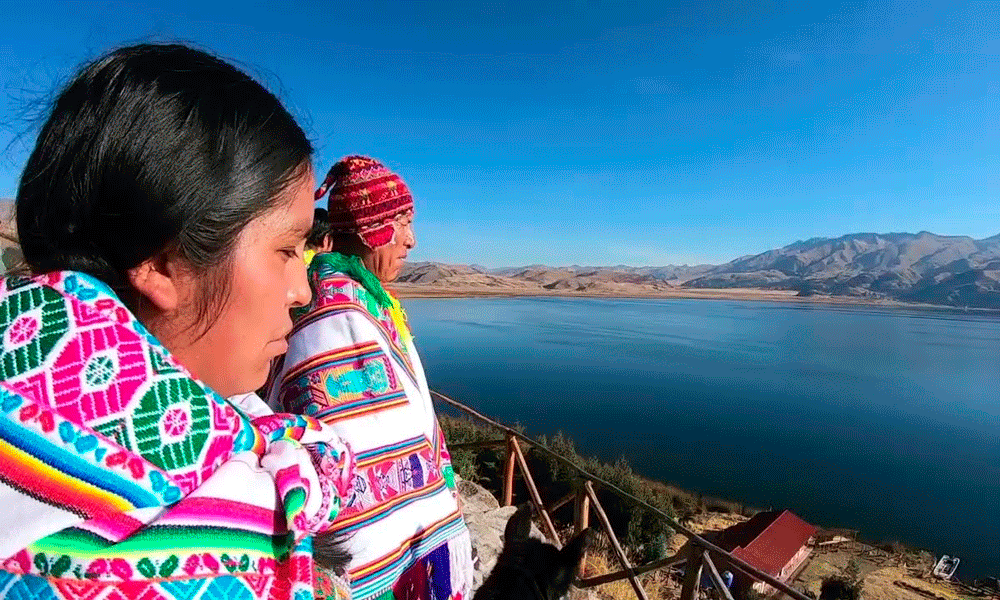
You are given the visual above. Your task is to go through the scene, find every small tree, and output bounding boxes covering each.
[639,528,668,563]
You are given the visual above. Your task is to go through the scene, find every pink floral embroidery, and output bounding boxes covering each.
[162,405,190,437]
[8,315,38,346]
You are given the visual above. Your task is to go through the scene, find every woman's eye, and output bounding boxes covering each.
[280,248,299,259]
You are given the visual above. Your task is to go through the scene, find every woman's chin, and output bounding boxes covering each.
[230,364,273,399]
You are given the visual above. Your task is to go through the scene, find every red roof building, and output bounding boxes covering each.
[717,510,817,596]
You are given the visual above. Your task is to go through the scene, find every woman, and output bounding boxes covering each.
[305,207,335,267]
[265,156,473,600]
[1,44,354,600]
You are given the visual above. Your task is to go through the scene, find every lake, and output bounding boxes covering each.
[405,297,1000,580]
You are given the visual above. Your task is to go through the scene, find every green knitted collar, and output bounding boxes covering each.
[312,252,393,309]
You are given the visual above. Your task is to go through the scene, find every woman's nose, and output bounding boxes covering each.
[288,261,312,308]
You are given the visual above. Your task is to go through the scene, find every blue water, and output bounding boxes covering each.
[405,297,1000,580]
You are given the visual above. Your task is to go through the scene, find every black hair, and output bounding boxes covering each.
[306,207,330,249]
[16,43,313,325]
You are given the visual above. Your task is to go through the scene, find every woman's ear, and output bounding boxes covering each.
[127,255,182,312]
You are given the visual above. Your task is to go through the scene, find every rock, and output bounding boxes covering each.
[458,479,499,512]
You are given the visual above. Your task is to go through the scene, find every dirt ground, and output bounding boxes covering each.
[791,542,981,600]
[665,511,749,557]
[661,516,984,600]
[862,566,976,600]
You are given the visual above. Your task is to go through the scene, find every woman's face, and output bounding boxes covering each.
[160,170,315,397]
[364,212,416,283]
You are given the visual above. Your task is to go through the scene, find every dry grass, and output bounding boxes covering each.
[665,511,749,557]
[862,567,970,600]
[582,552,636,600]
[581,550,679,600]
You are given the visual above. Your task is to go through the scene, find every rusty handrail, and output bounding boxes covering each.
[578,553,687,587]
[704,551,737,600]
[510,436,562,546]
[585,480,649,600]
[432,389,813,600]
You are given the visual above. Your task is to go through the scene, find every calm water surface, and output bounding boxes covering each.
[405,297,1000,579]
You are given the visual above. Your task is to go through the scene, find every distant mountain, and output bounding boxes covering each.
[0,200,22,271]
[684,231,1000,308]
[398,262,485,284]
[398,262,690,294]
[401,231,1000,308]
[397,262,537,291]
[4,210,996,308]
[483,263,713,283]
[902,263,1000,308]
[398,262,716,295]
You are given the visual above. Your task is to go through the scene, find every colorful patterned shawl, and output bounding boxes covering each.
[0,271,355,600]
[266,253,473,600]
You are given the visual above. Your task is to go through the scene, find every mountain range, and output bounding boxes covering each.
[2,199,996,309]
[399,231,1000,309]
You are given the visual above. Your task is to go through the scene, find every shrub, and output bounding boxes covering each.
[819,577,861,600]
[441,415,682,560]
[439,415,506,484]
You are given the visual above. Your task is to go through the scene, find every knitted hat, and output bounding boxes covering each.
[314,156,414,249]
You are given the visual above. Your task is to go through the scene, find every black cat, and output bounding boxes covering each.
[314,530,352,577]
[475,505,594,600]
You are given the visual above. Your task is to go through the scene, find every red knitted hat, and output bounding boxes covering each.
[314,156,414,249]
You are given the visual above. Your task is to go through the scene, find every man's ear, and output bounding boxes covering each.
[127,255,182,312]
[320,232,334,253]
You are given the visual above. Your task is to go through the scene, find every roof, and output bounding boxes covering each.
[724,510,816,577]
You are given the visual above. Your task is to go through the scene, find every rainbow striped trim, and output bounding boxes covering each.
[333,435,447,531]
[279,342,409,422]
[292,303,417,386]
[350,512,467,600]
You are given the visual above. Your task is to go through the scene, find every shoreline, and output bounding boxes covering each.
[443,414,992,595]
[394,284,1000,314]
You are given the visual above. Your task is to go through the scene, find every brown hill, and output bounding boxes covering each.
[398,262,536,291]
[684,231,1000,308]
[397,230,1000,308]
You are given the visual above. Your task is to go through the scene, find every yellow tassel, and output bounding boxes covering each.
[386,292,413,345]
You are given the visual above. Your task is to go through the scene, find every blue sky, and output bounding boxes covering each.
[1,1,998,266]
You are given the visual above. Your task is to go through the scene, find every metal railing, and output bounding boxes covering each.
[432,390,812,600]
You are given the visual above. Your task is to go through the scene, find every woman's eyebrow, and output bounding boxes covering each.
[287,217,312,237]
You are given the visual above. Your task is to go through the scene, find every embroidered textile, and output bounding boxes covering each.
[267,254,472,600]
[0,271,354,600]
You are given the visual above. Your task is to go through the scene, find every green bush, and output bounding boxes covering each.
[440,415,677,559]
[439,415,505,484]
